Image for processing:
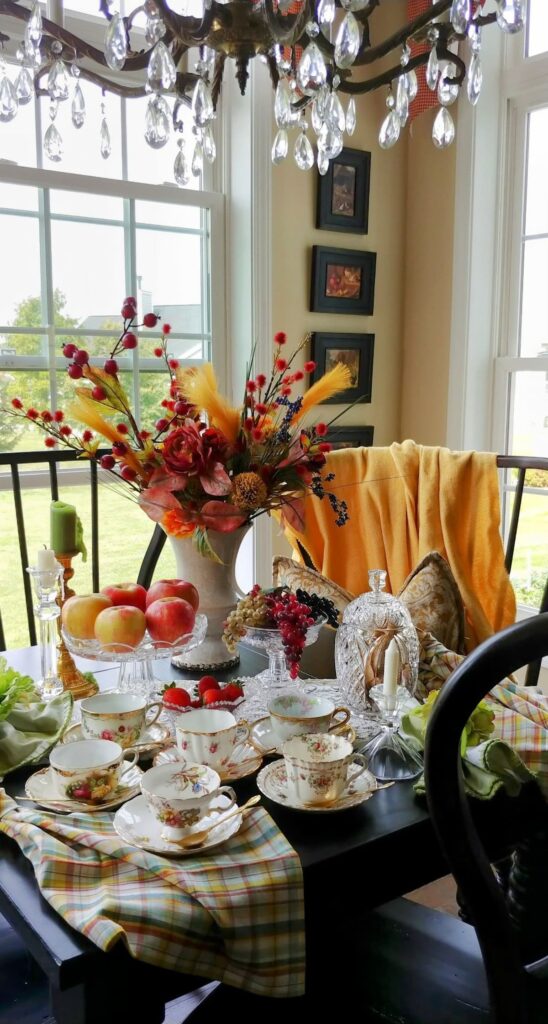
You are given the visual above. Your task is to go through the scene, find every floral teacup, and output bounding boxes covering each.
[281,733,368,806]
[49,739,138,803]
[80,692,162,749]
[268,693,351,745]
[175,709,250,771]
[140,762,237,839]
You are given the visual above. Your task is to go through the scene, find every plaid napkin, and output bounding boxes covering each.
[0,791,305,998]
[487,682,548,798]
[402,633,548,799]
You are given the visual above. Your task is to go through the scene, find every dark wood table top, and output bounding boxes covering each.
[0,634,534,1020]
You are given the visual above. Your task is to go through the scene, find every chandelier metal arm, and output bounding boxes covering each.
[0,0,154,71]
[352,0,453,66]
[259,0,314,47]
[211,51,226,109]
[336,49,429,96]
[153,0,218,46]
[35,63,149,98]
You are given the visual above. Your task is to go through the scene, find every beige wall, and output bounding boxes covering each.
[271,98,408,452]
[400,112,457,444]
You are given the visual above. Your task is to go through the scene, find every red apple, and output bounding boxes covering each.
[94,605,147,652]
[146,578,199,613]
[62,593,112,640]
[145,596,196,645]
[101,582,147,613]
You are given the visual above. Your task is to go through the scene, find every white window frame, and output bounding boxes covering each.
[0,162,226,491]
[447,8,548,641]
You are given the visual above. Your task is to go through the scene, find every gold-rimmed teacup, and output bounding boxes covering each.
[80,692,162,749]
[268,692,351,745]
[175,709,250,771]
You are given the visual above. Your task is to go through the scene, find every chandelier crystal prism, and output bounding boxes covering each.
[0,0,525,179]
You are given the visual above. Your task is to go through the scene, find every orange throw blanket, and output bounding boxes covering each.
[284,440,516,650]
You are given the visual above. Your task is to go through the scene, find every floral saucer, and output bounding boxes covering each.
[152,742,262,781]
[249,716,356,758]
[24,763,143,813]
[256,759,377,812]
[113,793,242,857]
[62,721,171,754]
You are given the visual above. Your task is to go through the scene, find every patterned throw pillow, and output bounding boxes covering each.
[397,552,466,654]
[272,557,353,619]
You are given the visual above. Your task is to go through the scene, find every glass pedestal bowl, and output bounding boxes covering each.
[240,615,326,719]
[62,614,207,697]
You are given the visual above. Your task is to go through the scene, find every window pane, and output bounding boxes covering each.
[527,0,548,57]
[506,370,548,609]
[51,189,124,221]
[0,215,43,326]
[524,108,548,236]
[135,199,202,231]
[519,238,548,356]
[39,84,123,180]
[0,66,37,168]
[0,183,38,212]
[139,372,170,431]
[136,228,204,334]
[51,219,125,327]
[508,371,548,454]
[0,369,51,453]
[126,96,199,188]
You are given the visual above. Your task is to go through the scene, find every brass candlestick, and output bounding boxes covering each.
[56,552,99,700]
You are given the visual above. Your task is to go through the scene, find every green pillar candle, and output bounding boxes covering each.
[50,501,87,561]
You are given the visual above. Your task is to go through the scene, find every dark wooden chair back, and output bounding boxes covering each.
[425,613,548,1024]
[0,449,166,651]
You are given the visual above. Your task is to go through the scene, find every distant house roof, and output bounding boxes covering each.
[80,305,203,335]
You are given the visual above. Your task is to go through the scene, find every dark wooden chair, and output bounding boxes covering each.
[0,449,167,651]
[356,614,548,1024]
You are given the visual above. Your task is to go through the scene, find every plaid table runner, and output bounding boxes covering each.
[0,791,305,998]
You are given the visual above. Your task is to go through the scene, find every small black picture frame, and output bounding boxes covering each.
[316,148,371,234]
[311,332,374,404]
[310,245,376,315]
[326,426,374,450]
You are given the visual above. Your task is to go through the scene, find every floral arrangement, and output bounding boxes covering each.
[7,297,351,558]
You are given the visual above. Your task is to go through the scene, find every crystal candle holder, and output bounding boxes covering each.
[359,683,423,782]
[27,563,64,700]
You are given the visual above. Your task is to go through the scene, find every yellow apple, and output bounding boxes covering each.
[94,605,147,652]
[62,594,112,640]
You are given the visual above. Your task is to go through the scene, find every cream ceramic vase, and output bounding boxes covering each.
[168,527,249,671]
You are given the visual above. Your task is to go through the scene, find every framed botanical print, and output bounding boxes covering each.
[311,332,374,404]
[310,245,376,315]
[316,148,371,233]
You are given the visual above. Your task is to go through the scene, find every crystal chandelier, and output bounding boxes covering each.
[0,0,525,182]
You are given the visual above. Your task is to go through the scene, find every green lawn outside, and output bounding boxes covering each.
[0,482,177,650]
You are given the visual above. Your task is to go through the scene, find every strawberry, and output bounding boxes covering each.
[203,688,223,705]
[190,698,202,708]
[221,682,244,702]
[163,687,191,708]
[197,675,220,696]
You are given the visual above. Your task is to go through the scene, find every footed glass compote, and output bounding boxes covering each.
[240,615,326,719]
[360,684,423,781]
[63,614,207,697]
